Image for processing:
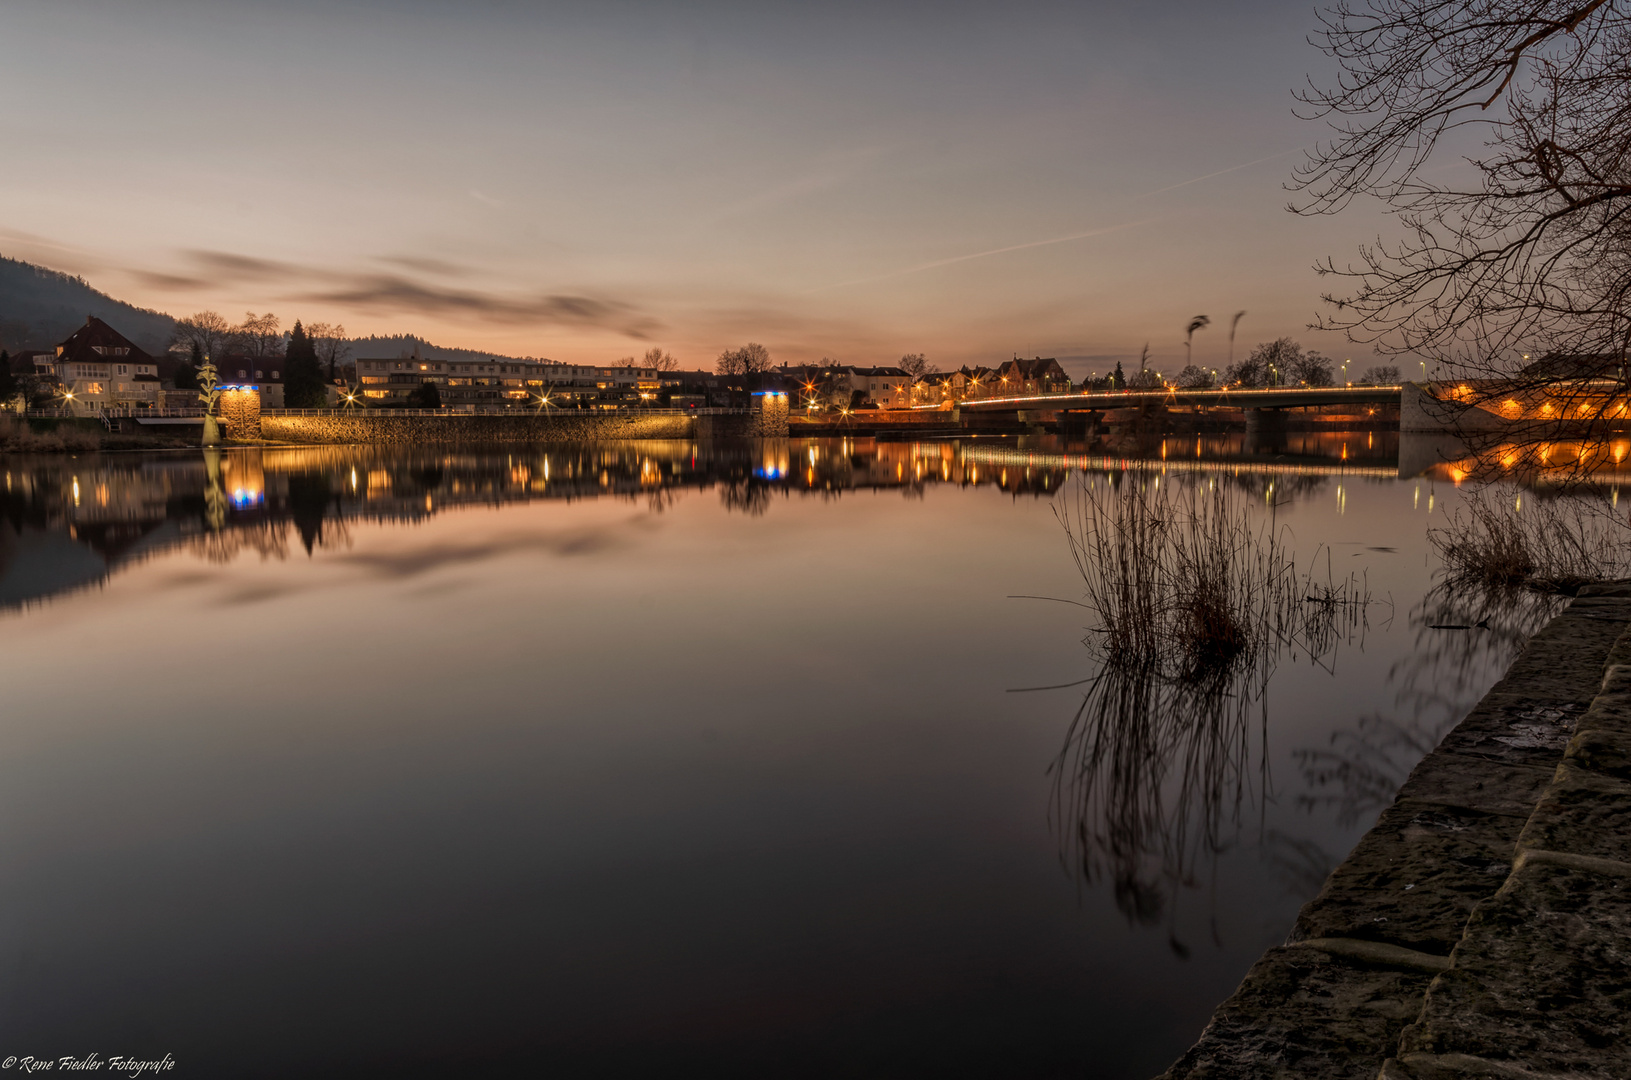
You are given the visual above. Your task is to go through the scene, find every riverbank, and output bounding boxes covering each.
[1160,585,1631,1079]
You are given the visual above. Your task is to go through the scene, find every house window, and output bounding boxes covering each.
[256,370,263,379]
[117,365,127,375]
[238,370,246,378]
[85,382,104,395]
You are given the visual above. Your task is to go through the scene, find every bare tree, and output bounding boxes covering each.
[1229,337,1308,387]
[1127,343,1163,389]
[1176,364,1216,388]
[232,312,283,359]
[899,352,937,378]
[1289,348,1336,387]
[307,322,350,382]
[1296,1,1631,378]
[716,342,773,376]
[642,346,680,372]
[170,311,232,360]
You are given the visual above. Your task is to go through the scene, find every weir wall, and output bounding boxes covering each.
[256,408,787,444]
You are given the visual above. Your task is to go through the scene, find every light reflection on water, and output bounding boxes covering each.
[0,433,1610,1078]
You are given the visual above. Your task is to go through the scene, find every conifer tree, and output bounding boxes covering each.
[284,321,327,407]
[174,342,201,391]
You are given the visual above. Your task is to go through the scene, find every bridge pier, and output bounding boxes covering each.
[1245,407,1288,452]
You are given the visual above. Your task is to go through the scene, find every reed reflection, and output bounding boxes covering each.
[1294,490,1618,829]
[1046,476,1377,947]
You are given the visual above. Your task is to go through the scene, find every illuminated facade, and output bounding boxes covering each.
[50,317,161,412]
[354,356,665,407]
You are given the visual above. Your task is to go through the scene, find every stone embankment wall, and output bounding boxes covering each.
[1161,585,1631,1080]
[259,409,786,444]
[1400,383,1508,433]
[219,389,262,441]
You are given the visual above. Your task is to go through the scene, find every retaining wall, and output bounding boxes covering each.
[1160,588,1631,1079]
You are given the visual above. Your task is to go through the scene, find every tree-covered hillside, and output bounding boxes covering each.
[0,256,176,353]
[348,334,534,364]
[0,255,541,364]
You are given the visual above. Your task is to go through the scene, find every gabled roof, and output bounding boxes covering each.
[55,316,155,365]
[997,357,1068,380]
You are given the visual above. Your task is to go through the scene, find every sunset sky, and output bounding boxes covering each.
[2,0,1401,375]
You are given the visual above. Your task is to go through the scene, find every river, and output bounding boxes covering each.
[0,433,1606,1078]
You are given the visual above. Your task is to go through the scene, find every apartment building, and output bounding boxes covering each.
[354,355,665,407]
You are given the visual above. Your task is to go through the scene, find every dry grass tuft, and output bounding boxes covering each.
[1430,485,1631,594]
[0,415,100,453]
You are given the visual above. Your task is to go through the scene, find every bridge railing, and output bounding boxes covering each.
[955,385,1406,410]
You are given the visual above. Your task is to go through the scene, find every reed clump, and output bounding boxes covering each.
[1430,485,1631,594]
[1056,478,1297,679]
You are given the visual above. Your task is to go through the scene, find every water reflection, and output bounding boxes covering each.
[1046,475,1380,951]
[1038,424,1631,952]
[0,434,1411,610]
[1296,583,1568,828]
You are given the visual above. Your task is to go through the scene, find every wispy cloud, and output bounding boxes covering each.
[301,275,660,337]
[131,249,662,338]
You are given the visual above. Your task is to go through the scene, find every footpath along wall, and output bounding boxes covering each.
[1159,584,1631,1080]
[257,406,787,444]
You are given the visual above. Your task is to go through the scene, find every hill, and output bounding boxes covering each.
[0,255,541,365]
[0,255,176,354]
[347,334,534,364]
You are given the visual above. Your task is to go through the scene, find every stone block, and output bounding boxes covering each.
[1516,761,1631,864]
[1563,669,1631,781]
[1431,694,1586,770]
[1289,801,1520,955]
[1394,859,1631,1078]
[1391,753,1554,820]
[1157,946,1432,1080]
[1578,582,1631,599]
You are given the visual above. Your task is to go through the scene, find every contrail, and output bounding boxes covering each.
[1134,146,1305,199]
[809,146,1305,293]
[809,218,1160,293]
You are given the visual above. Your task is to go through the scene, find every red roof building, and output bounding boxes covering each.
[52,316,161,412]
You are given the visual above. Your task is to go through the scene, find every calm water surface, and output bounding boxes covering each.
[0,434,1571,1077]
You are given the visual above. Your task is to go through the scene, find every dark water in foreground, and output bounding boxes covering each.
[0,434,1588,1077]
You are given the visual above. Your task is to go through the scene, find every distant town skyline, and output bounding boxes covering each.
[2,0,1400,377]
